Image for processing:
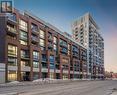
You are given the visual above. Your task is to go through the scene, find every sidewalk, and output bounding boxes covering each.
[0,79,90,88]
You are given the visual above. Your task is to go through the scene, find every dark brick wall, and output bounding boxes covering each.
[0,17,6,63]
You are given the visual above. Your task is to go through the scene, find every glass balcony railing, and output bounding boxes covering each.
[60,42,67,47]
[60,48,68,54]
[7,15,17,23]
[31,36,39,43]
[48,44,53,49]
[31,28,39,34]
[72,53,79,57]
[72,48,78,53]
[42,58,47,62]
[20,36,27,41]
[21,54,29,60]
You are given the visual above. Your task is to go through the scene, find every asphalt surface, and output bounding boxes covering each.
[0,80,117,95]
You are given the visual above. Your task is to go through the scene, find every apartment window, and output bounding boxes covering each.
[8,57,17,66]
[20,30,28,40]
[21,50,29,58]
[62,58,69,64]
[19,19,27,31]
[54,44,57,51]
[40,29,45,39]
[49,55,54,69]
[21,60,29,67]
[42,54,47,62]
[33,51,39,60]
[53,37,57,44]
[33,61,39,68]
[8,71,17,81]
[8,45,17,57]
[40,39,45,47]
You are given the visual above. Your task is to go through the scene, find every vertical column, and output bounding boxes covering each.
[16,12,21,82]
[28,19,33,81]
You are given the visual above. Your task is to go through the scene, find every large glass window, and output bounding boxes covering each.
[42,54,47,62]
[40,39,45,47]
[20,40,27,45]
[8,71,17,81]
[49,55,54,63]
[62,73,68,79]
[19,19,27,31]
[20,30,28,45]
[49,55,54,69]
[33,51,39,60]
[62,58,69,64]
[40,29,45,39]
[53,37,57,44]
[54,44,57,51]
[21,50,29,58]
[49,72,54,79]
[8,45,17,57]
[33,61,39,68]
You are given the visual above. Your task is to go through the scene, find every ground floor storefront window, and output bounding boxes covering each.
[21,72,30,81]
[49,72,54,79]
[8,71,17,81]
[62,73,68,79]
[33,72,39,80]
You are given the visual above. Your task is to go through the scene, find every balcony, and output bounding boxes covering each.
[81,56,87,61]
[60,42,67,48]
[60,48,68,54]
[72,48,78,53]
[7,25,17,36]
[31,28,39,35]
[31,36,39,43]
[72,53,79,58]
[48,35,53,41]
[21,54,29,60]
[41,63,48,69]
[20,36,27,41]
[7,15,17,24]
[48,44,53,49]
[42,58,47,62]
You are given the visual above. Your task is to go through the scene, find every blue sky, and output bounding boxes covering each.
[14,0,117,72]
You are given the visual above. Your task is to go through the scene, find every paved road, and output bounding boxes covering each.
[0,80,117,95]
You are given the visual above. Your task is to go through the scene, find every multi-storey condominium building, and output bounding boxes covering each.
[0,9,87,83]
[72,13,104,79]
